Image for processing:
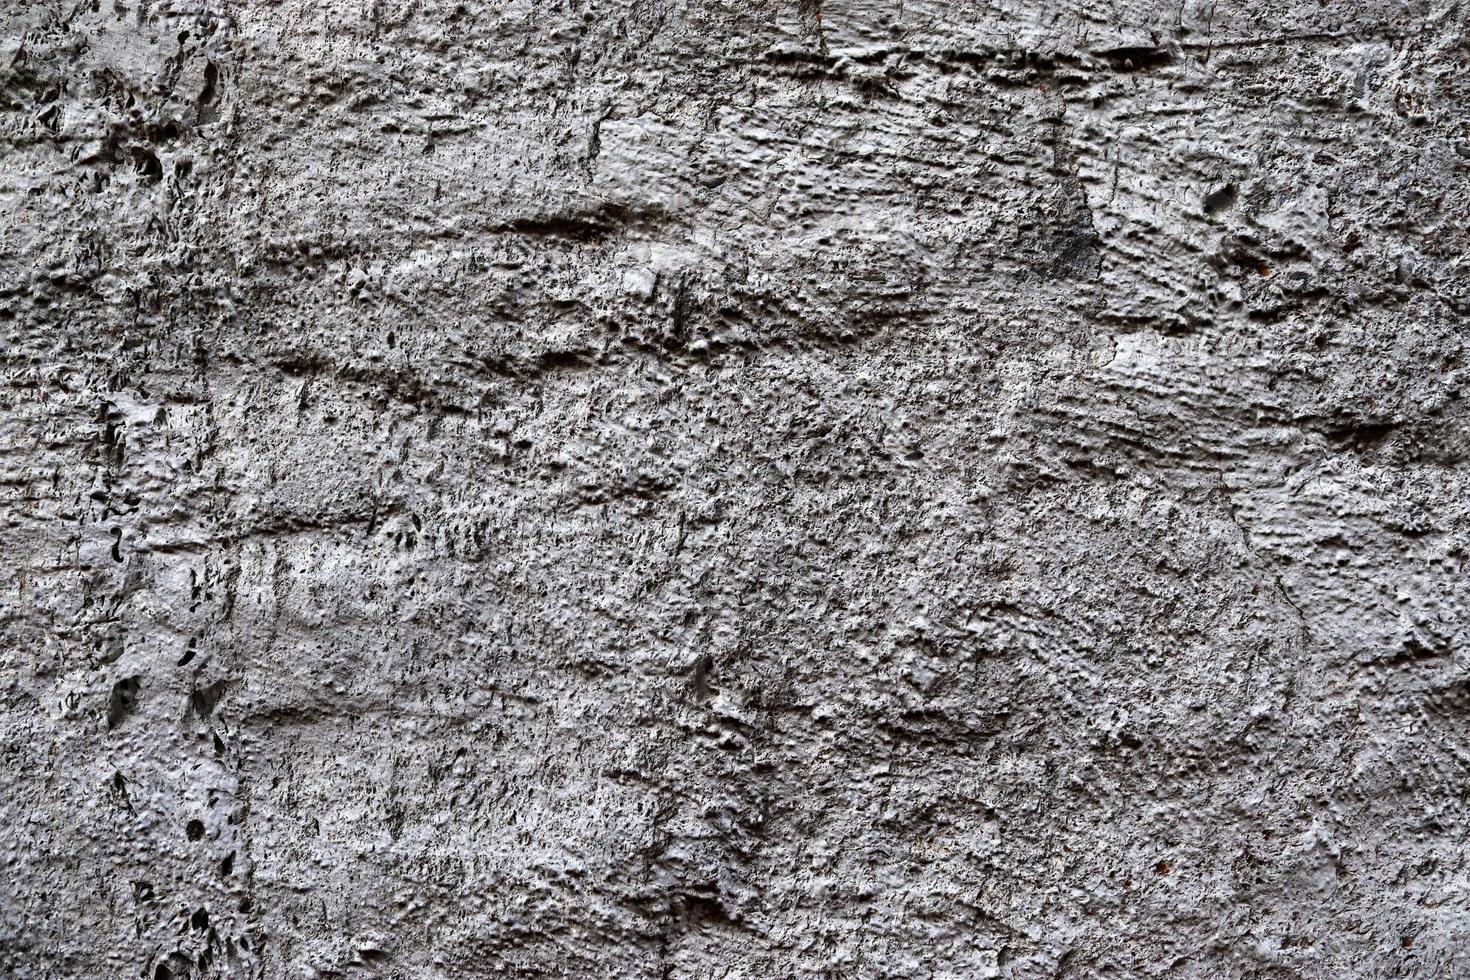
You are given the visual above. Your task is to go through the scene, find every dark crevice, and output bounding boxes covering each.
[107,676,141,729]
[1093,45,1175,72]
[491,201,664,242]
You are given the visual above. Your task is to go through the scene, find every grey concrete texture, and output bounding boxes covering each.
[3,0,1469,977]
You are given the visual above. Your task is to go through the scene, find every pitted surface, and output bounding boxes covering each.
[3,1,1469,977]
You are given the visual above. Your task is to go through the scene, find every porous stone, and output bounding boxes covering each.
[3,1,1469,977]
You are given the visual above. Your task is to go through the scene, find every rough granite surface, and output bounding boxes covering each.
[3,1,1470,977]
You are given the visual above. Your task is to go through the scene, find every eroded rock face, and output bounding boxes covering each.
[3,1,1468,977]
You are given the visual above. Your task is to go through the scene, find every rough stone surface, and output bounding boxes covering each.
[3,1,1470,977]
